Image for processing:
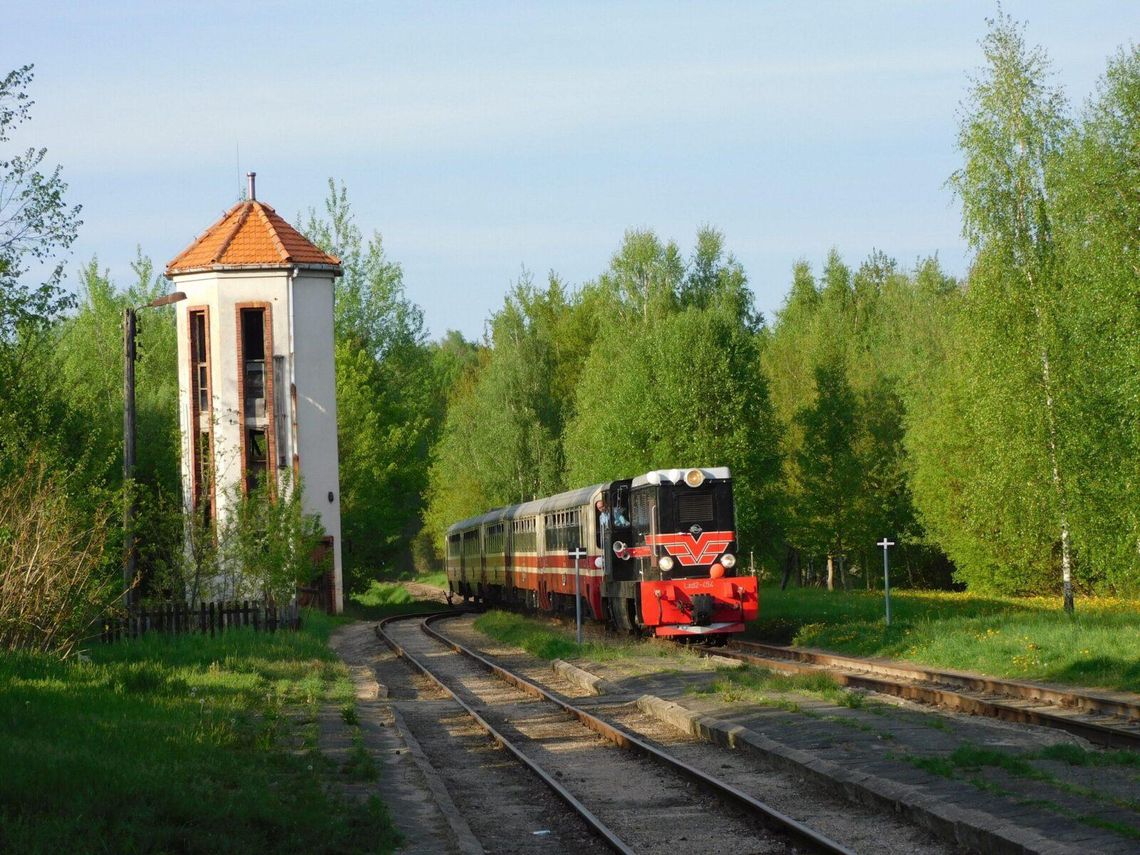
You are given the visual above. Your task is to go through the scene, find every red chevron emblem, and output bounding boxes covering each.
[645,531,734,566]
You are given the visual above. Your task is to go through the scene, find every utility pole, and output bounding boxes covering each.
[123,292,186,609]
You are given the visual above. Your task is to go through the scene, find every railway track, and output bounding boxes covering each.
[719,639,1140,750]
[376,612,855,855]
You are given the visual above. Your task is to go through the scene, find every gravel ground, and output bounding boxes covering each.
[441,616,959,855]
[437,611,1140,854]
[367,621,611,854]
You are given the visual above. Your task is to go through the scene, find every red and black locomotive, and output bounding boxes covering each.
[445,467,759,639]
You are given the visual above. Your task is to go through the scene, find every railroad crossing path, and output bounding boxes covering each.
[324,621,482,855]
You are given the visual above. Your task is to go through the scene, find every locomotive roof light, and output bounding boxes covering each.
[684,468,705,488]
[720,553,736,569]
[658,555,674,572]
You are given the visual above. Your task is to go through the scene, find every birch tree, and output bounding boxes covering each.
[1051,47,1140,593]
[950,14,1076,611]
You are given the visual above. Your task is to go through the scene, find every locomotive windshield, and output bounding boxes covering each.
[630,480,735,547]
[630,489,657,545]
[670,483,734,534]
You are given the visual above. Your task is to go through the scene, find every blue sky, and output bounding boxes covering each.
[9,1,1137,339]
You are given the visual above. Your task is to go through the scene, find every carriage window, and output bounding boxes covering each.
[486,524,503,554]
[514,517,535,553]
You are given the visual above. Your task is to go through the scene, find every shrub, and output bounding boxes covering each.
[0,458,117,656]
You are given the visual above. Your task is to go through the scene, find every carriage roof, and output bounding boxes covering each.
[446,482,606,536]
[446,466,733,536]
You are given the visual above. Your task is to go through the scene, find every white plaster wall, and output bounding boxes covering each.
[291,272,344,612]
[172,267,343,611]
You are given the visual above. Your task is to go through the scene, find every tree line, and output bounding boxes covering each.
[423,16,1140,604]
[1,15,1137,653]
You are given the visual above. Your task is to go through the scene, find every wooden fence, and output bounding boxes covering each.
[101,599,301,643]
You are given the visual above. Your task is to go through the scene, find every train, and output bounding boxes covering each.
[445,467,759,640]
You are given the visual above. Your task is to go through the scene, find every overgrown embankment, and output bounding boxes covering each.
[752,588,1140,692]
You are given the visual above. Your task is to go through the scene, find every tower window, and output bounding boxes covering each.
[246,428,268,494]
[195,429,212,523]
[188,308,213,520]
[237,304,275,497]
[241,308,266,420]
[190,311,209,416]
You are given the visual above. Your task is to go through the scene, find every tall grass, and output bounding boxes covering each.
[0,611,399,853]
[0,460,117,657]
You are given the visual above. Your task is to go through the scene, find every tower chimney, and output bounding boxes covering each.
[246,171,256,201]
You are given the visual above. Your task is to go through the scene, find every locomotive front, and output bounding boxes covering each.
[613,467,759,638]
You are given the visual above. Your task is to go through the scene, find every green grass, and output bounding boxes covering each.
[1040,742,1140,768]
[473,610,700,665]
[688,663,868,710]
[415,570,449,589]
[353,565,449,589]
[344,579,449,622]
[901,741,1140,839]
[0,611,400,854]
[752,588,1140,692]
[351,580,417,608]
[343,575,453,623]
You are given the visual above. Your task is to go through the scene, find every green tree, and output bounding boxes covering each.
[425,271,594,544]
[564,228,782,561]
[304,181,438,583]
[0,65,81,338]
[1050,46,1140,593]
[0,65,84,487]
[763,249,946,589]
[46,254,182,594]
[597,229,684,324]
[949,13,1075,608]
[790,362,865,589]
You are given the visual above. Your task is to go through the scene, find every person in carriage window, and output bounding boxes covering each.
[595,499,610,529]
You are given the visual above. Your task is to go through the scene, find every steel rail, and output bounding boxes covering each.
[420,613,855,855]
[375,613,634,854]
[721,641,1140,751]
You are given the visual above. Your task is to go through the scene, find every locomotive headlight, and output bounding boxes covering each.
[720,553,737,569]
[658,555,675,572]
[684,468,705,488]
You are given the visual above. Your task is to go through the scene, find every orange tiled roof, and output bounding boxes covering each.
[166,200,341,275]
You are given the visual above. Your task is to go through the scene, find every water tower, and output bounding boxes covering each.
[166,174,344,611]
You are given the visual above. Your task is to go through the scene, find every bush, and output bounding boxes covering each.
[0,459,117,656]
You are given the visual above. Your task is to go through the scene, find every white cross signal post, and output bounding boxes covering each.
[569,547,589,645]
[878,538,895,626]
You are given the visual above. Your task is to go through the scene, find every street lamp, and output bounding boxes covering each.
[123,291,186,609]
